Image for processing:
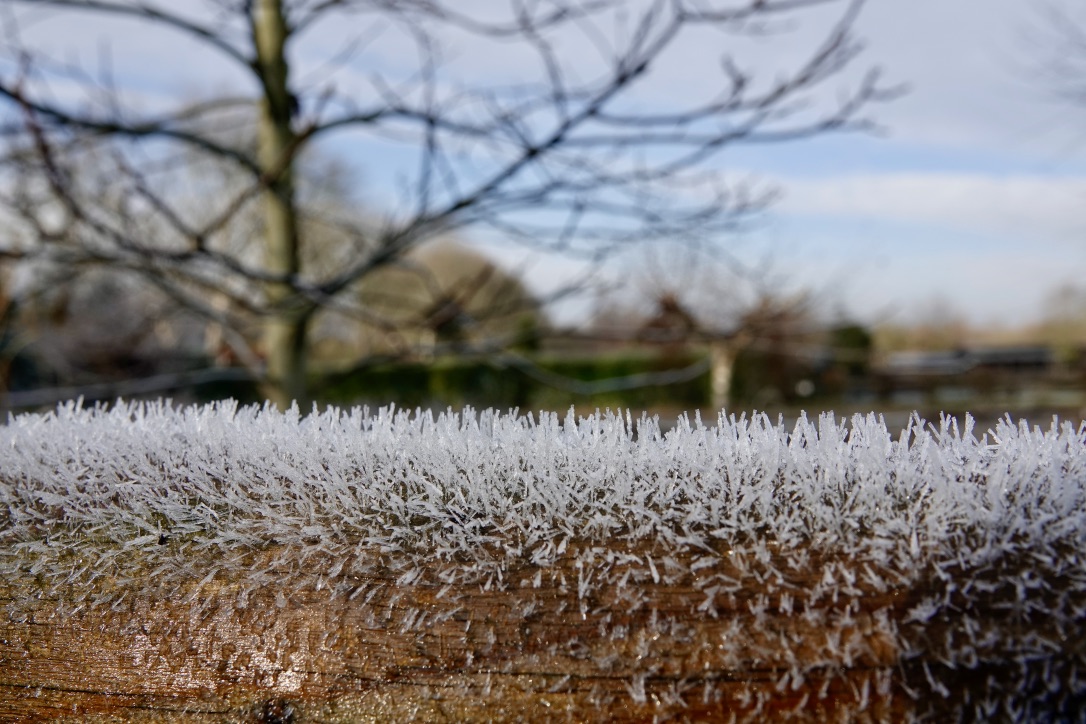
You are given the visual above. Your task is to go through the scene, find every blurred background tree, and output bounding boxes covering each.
[0,0,893,408]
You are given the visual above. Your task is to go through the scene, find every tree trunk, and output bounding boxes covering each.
[710,339,736,410]
[253,0,306,409]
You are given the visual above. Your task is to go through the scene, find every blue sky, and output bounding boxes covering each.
[761,0,1086,327]
[5,0,1085,329]
[490,0,1086,327]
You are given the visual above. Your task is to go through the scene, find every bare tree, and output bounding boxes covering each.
[0,0,896,408]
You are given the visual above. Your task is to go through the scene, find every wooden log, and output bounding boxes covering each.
[3,405,1085,721]
[0,547,891,722]
[6,537,1076,722]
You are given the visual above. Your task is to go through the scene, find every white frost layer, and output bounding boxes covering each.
[4,400,1086,716]
[2,399,1084,571]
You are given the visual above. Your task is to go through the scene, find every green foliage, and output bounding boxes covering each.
[531,354,709,410]
[729,347,802,406]
[315,353,710,411]
[831,324,873,378]
[193,376,264,407]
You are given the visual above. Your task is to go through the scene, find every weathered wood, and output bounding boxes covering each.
[3,538,1085,721]
[3,406,1085,721]
[0,539,955,722]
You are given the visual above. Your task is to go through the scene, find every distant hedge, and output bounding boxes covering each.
[311,353,711,410]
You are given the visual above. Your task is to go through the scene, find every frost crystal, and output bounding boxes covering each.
[2,400,1085,719]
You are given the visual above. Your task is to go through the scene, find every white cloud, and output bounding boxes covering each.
[854,0,1086,157]
[780,172,1086,246]
[779,231,1085,327]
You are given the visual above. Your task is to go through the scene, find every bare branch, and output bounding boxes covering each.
[1028,1,1086,107]
[0,83,263,175]
[0,0,894,404]
[11,0,253,69]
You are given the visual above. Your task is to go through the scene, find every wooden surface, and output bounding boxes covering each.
[0,540,1080,722]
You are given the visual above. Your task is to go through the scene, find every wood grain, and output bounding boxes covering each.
[0,540,1078,722]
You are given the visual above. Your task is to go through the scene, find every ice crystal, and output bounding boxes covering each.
[2,400,1085,718]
